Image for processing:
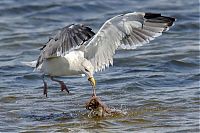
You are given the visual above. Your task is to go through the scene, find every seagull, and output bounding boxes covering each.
[26,12,175,97]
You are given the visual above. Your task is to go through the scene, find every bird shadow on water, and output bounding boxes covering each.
[22,111,78,121]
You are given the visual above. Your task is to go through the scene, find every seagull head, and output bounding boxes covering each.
[81,59,96,87]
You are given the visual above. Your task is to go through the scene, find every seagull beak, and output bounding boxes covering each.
[88,77,96,87]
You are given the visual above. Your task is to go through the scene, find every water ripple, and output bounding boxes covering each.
[0,0,199,132]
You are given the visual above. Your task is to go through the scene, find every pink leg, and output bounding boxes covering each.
[42,75,48,97]
[50,77,69,93]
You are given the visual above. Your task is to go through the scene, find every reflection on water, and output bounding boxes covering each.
[0,0,199,132]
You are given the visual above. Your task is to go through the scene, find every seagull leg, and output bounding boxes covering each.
[50,76,69,93]
[42,75,48,97]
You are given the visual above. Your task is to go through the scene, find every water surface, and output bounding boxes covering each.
[0,0,199,132]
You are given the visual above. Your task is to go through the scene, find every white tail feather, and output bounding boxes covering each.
[21,60,37,68]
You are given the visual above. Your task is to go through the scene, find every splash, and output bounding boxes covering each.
[85,96,127,118]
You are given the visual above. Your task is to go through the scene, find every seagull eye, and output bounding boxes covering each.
[85,68,89,72]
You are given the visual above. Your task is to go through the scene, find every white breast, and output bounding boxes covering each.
[41,51,84,76]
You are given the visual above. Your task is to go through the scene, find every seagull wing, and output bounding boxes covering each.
[84,12,175,72]
[36,24,95,68]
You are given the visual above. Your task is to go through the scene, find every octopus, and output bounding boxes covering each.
[85,96,116,118]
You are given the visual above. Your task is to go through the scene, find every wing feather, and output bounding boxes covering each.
[36,24,95,68]
[85,12,175,72]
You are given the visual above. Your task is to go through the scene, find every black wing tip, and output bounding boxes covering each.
[144,12,176,26]
[144,13,161,19]
[66,23,94,32]
[36,55,41,68]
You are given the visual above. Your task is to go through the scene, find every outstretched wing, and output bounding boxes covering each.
[36,24,95,68]
[84,12,175,72]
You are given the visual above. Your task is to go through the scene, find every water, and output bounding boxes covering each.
[0,0,199,132]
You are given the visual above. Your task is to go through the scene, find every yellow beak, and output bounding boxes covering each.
[88,77,96,87]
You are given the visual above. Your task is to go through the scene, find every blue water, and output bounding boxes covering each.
[0,0,199,132]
